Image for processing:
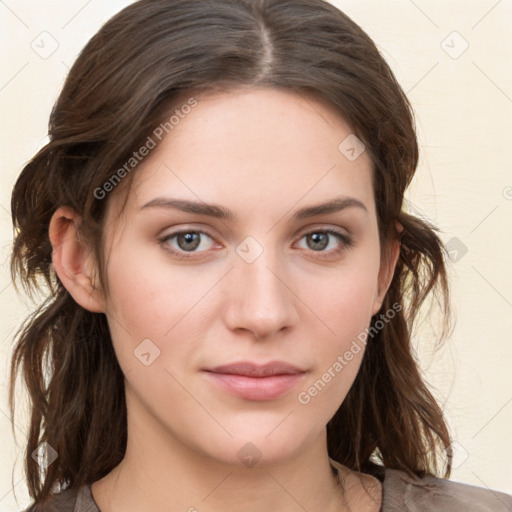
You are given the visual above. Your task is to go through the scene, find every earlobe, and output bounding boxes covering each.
[49,206,105,313]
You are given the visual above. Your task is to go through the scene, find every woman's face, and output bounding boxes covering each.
[100,87,396,466]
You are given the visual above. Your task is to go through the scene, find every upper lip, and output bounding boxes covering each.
[205,361,306,377]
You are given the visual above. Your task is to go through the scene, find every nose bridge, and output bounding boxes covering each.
[226,235,297,338]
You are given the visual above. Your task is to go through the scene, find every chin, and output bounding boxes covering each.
[196,423,317,469]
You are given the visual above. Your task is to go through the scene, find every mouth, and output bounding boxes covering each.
[203,361,307,401]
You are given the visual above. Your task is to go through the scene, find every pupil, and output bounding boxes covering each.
[179,232,200,251]
[309,232,328,250]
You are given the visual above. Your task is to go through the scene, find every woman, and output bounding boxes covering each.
[9,0,512,511]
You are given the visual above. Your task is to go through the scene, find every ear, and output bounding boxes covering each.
[49,206,105,313]
[371,221,403,316]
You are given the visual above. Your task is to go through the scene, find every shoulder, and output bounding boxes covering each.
[381,465,512,512]
[22,484,99,512]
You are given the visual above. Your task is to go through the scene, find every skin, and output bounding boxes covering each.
[49,87,400,511]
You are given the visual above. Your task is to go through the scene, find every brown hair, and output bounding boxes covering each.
[9,0,454,505]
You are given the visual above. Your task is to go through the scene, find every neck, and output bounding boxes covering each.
[92,446,347,512]
[91,394,348,512]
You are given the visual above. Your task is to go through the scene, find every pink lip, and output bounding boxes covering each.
[203,361,307,401]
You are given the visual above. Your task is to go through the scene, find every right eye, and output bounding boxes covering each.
[158,229,218,259]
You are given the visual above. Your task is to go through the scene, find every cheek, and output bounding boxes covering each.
[102,238,231,391]
[101,250,207,419]
[304,251,380,338]
[296,250,380,403]
[104,238,200,334]
[101,241,191,370]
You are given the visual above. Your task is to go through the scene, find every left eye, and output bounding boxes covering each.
[296,229,353,254]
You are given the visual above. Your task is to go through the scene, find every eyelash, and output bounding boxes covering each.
[158,228,354,260]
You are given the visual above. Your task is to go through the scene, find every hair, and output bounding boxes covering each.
[9,0,454,506]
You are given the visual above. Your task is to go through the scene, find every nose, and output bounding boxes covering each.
[224,246,299,340]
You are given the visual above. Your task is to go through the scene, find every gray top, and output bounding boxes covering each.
[24,461,512,511]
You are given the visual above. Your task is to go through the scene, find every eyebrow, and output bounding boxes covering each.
[139,195,368,221]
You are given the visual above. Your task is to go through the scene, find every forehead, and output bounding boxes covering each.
[108,87,375,224]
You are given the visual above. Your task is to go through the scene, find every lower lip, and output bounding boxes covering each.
[204,371,306,401]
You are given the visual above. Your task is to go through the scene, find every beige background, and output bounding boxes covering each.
[1,0,511,509]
